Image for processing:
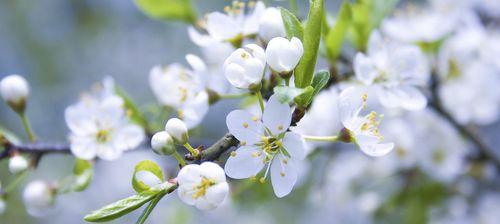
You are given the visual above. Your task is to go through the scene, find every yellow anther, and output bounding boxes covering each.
[250,176,257,181]
[243,122,249,128]
[241,52,248,59]
[240,141,247,146]
[280,172,285,177]
[259,177,265,184]
[251,152,259,158]
[282,159,288,164]
[178,109,185,119]
[230,151,237,157]
[251,116,259,122]
[192,177,216,199]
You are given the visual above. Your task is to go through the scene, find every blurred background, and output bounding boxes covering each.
[0,0,499,223]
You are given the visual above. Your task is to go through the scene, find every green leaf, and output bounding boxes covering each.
[134,0,197,24]
[280,7,304,41]
[84,190,162,223]
[115,85,149,129]
[350,0,371,51]
[294,0,324,88]
[72,159,93,192]
[325,1,352,60]
[273,86,307,104]
[132,160,165,193]
[311,71,330,97]
[294,86,315,107]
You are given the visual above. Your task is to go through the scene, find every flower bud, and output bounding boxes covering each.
[151,131,176,155]
[265,37,304,74]
[223,44,266,89]
[23,181,56,217]
[0,75,29,113]
[258,7,286,43]
[165,118,189,145]
[8,154,29,174]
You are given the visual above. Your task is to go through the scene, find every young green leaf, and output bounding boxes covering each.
[72,159,93,192]
[274,86,307,104]
[311,71,330,97]
[84,190,162,223]
[294,86,315,108]
[325,1,352,61]
[280,7,304,41]
[294,0,324,88]
[134,0,197,24]
[132,160,165,193]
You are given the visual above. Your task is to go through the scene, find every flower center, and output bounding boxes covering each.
[95,129,112,143]
[192,177,216,199]
[257,136,282,162]
[361,111,384,141]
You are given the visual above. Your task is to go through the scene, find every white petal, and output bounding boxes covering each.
[96,142,123,161]
[186,54,206,73]
[135,171,162,187]
[224,63,249,88]
[177,164,202,184]
[69,135,97,160]
[65,103,97,135]
[359,142,395,157]
[224,146,266,179]
[339,87,364,129]
[195,197,217,210]
[263,95,292,135]
[282,132,306,159]
[178,184,196,205]
[397,86,428,110]
[270,156,297,198]
[204,182,229,205]
[113,124,145,151]
[199,162,226,183]
[180,91,209,129]
[354,53,378,85]
[243,58,265,84]
[206,12,240,40]
[226,110,264,144]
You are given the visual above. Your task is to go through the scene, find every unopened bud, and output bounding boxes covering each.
[23,180,56,217]
[165,118,189,145]
[0,75,29,113]
[9,154,29,174]
[151,131,176,155]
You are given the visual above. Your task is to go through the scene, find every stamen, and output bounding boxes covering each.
[242,122,249,128]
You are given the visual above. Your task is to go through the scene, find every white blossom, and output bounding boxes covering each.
[205,1,265,42]
[258,7,286,42]
[149,55,210,128]
[23,181,55,217]
[353,30,430,110]
[224,94,306,198]
[339,87,394,157]
[150,131,175,155]
[0,74,29,109]
[0,198,5,215]
[177,162,229,210]
[8,154,29,174]
[223,44,266,89]
[265,37,304,74]
[165,118,189,145]
[65,78,145,160]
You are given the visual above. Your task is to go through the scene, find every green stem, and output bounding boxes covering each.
[4,170,29,193]
[19,112,35,142]
[302,135,339,142]
[183,143,199,157]
[172,151,186,167]
[135,191,166,224]
[285,77,290,86]
[219,92,250,100]
[255,91,265,113]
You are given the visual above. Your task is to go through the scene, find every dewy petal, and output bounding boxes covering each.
[224,146,266,179]
[354,53,378,85]
[359,142,395,157]
[282,132,306,159]
[270,155,297,198]
[226,110,265,144]
[263,95,292,135]
[69,135,97,160]
[206,12,240,40]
